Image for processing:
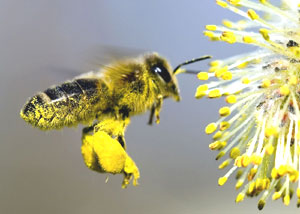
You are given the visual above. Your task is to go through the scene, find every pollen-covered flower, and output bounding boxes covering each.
[198,0,300,209]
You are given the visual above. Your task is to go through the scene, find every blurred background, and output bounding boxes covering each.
[0,0,297,213]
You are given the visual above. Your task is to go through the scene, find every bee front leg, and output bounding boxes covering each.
[154,95,163,124]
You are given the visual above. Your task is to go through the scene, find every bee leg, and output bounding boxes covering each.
[154,95,163,124]
[147,105,155,125]
[81,119,139,188]
[117,135,126,150]
[81,124,104,172]
[82,123,96,135]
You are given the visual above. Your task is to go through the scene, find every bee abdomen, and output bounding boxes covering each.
[20,78,108,130]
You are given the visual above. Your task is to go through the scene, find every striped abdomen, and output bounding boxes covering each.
[20,78,109,130]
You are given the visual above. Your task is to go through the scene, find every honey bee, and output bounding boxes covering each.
[20,53,210,188]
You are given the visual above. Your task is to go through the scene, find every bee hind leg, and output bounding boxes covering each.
[81,119,139,188]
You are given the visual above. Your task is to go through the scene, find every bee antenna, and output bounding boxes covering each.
[173,55,211,74]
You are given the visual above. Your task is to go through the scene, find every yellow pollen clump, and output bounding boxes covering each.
[278,165,288,177]
[262,79,271,88]
[197,72,209,80]
[219,160,230,169]
[235,180,244,189]
[259,0,268,4]
[259,28,270,41]
[279,84,290,96]
[195,84,208,99]
[219,106,231,116]
[222,19,233,28]
[220,121,230,131]
[247,9,259,20]
[297,188,300,198]
[255,178,263,190]
[220,141,227,149]
[205,123,217,134]
[265,126,278,137]
[221,71,232,80]
[288,75,298,85]
[248,182,255,194]
[271,168,279,179]
[213,131,222,140]
[216,0,228,8]
[208,89,222,98]
[265,144,274,155]
[226,95,237,104]
[284,195,290,206]
[290,170,299,182]
[251,154,262,165]
[203,31,215,38]
[206,25,217,31]
[210,60,221,67]
[228,0,241,5]
[209,141,222,150]
[215,66,228,78]
[235,193,245,203]
[237,62,248,69]
[235,155,251,167]
[220,31,237,44]
[230,147,240,159]
[209,66,219,73]
[290,47,300,58]
[272,192,281,200]
[216,151,225,160]
[243,35,255,43]
[241,77,250,84]
[218,176,228,186]
[248,168,257,181]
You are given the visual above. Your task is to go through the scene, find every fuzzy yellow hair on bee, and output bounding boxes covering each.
[20,53,210,187]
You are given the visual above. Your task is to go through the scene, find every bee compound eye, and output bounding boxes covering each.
[151,64,171,83]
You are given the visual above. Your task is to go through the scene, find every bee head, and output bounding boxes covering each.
[144,53,181,102]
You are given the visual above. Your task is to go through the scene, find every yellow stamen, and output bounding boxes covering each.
[235,192,245,203]
[259,28,270,41]
[206,25,217,31]
[195,84,208,99]
[219,160,230,169]
[218,176,228,186]
[213,131,222,140]
[220,121,230,131]
[284,194,290,206]
[216,0,228,8]
[230,147,240,159]
[272,192,281,200]
[219,106,231,117]
[279,84,290,96]
[197,72,209,80]
[221,71,233,80]
[262,79,271,88]
[208,89,222,98]
[205,123,217,134]
[235,180,244,189]
[220,31,237,44]
[226,95,237,104]
[247,9,259,20]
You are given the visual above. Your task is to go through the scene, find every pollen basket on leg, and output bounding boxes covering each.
[200,0,300,209]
